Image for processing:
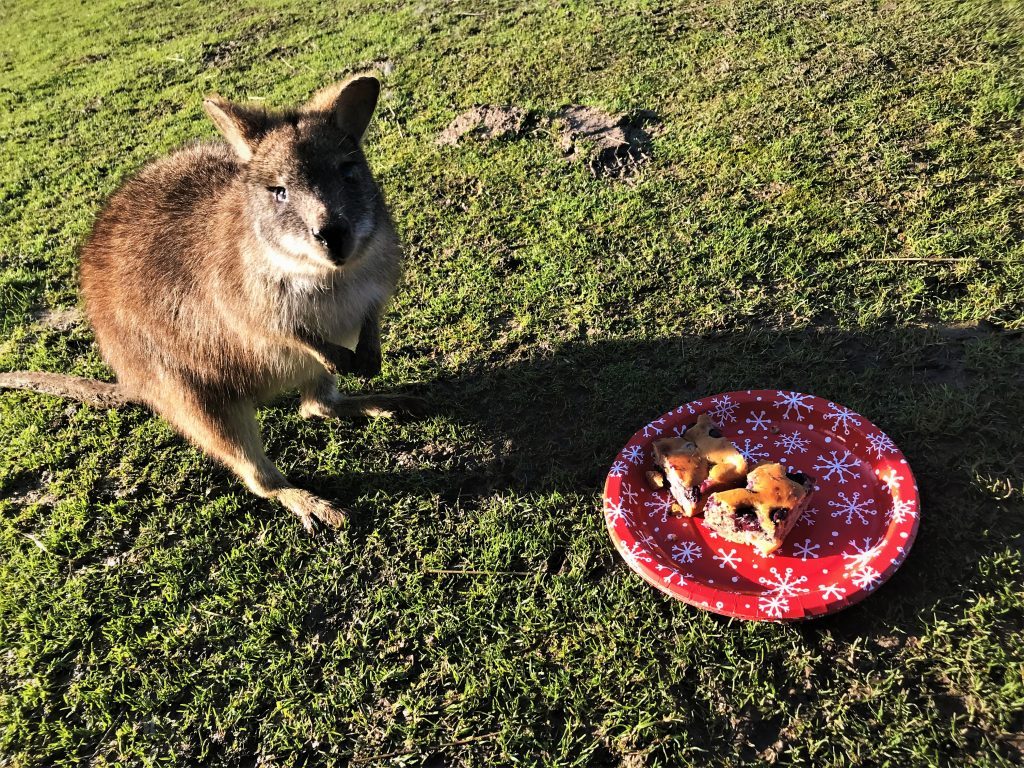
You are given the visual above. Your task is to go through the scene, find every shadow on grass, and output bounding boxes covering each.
[3,321,1022,765]
[338,321,1023,640]
[5,321,1020,644]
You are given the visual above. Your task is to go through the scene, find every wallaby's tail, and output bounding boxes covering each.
[0,372,133,408]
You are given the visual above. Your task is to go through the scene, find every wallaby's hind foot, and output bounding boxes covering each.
[276,488,348,532]
[155,390,350,533]
[301,393,425,420]
[300,377,425,420]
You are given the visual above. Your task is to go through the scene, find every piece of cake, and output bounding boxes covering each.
[651,414,748,516]
[702,463,815,554]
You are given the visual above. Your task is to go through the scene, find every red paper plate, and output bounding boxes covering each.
[603,390,920,621]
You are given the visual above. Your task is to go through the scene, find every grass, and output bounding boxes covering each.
[1,0,1023,765]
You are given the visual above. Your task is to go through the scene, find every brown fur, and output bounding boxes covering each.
[1,76,412,531]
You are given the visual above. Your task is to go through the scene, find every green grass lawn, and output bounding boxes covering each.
[2,0,1023,765]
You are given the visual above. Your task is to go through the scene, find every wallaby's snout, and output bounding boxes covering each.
[313,220,352,265]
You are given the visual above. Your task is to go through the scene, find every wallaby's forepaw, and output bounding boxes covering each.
[277,488,348,532]
[351,341,382,379]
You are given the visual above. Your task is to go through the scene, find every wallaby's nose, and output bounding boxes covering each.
[311,221,352,265]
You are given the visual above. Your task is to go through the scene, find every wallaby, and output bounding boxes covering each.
[0,75,417,531]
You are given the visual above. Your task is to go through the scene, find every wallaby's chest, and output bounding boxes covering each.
[269,259,393,347]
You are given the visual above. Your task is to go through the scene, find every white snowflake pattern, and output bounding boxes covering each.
[676,401,702,415]
[887,496,917,525]
[758,593,790,618]
[823,402,863,436]
[773,391,814,421]
[671,423,689,437]
[774,431,810,455]
[643,493,674,523]
[713,548,742,569]
[662,569,692,587]
[819,583,847,600]
[671,540,703,564]
[842,537,882,571]
[759,566,810,597]
[643,418,666,438]
[745,410,772,432]
[793,538,821,560]
[609,460,629,478]
[709,394,740,423]
[813,450,861,484]
[620,482,639,505]
[622,445,644,465]
[880,469,904,491]
[738,439,769,463]
[891,546,907,567]
[638,530,659,550]
[605,499,629,525]
[865,431,897,458]
[653,562,690,587]
[620,540,654,566]
[850,565,882,590]
[828,491,877,526]
[801,507,818,526]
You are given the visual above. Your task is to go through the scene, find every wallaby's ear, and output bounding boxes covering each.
[304,76,380,142]
[202,97,270,162]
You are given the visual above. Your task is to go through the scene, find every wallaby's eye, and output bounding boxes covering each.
[268,186,288,203]
[339,163,359,181]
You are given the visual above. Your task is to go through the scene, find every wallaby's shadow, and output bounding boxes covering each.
[340,322,1022,639]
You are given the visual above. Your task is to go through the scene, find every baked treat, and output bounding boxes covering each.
[651,414,748,516]
[702,464,814,554]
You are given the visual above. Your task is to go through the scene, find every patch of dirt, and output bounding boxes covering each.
[368,58,394,76]
[929,319,1021,339]
[78,52,110,65]
[753,181,793,201]
[200,39,243,68]
[31,306,83,331]
[437,105,530,146]
[437,103,659,178]
[4,469,55,509]
[915,320,1021,389]
[730,705,786,761]
[620,753,648,768]
[554,106,657,178]
[1000,732,1024,759]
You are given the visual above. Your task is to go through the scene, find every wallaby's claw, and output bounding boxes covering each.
[361,393,427,418]
[277,488,348,532]
[391,394,428,416]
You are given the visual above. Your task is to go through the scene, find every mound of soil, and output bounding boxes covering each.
[437,103,658,178]
[554,106,656,178]
[437,105,529,146]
